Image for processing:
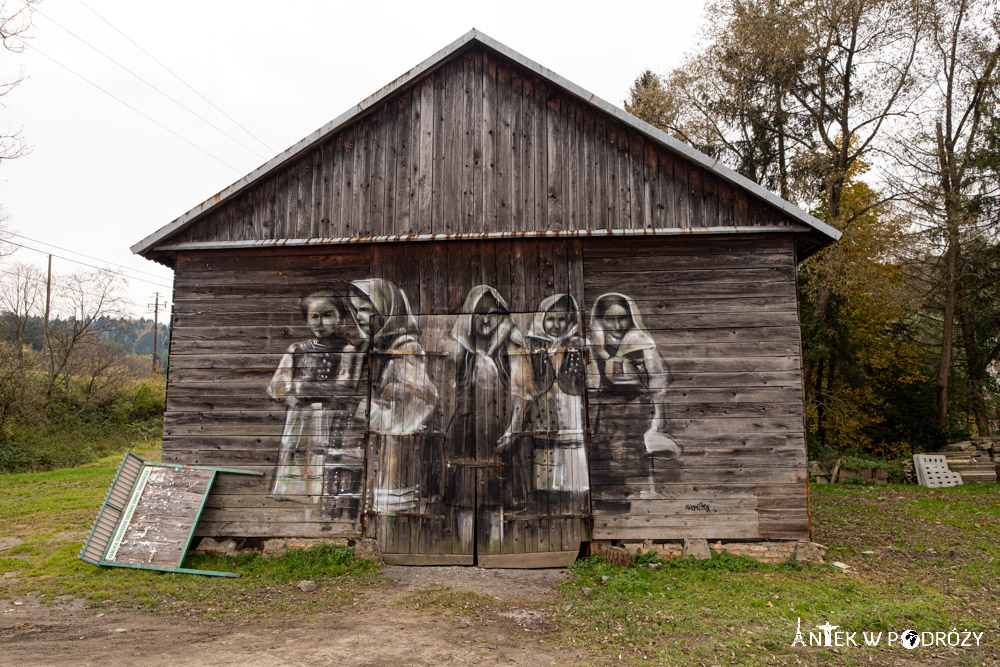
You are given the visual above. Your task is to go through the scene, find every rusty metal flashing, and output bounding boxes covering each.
[154,225,812,253]
[132,29,838,260]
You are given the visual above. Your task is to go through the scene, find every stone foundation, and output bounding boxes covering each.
[194,536,823,567]
[194,536,353,557]
[593,539,825,565]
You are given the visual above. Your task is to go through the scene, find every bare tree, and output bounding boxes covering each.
[893,0,1000,428]
[43,269,130,403]
[0,0,38,162]
[0,260,43,358]
[0,260,43,419]
[66,336,145,415]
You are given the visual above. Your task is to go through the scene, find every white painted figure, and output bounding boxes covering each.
[528,293,589,493]
[589,293,680,495]
[267,291,364,502]
[349,279,437,513]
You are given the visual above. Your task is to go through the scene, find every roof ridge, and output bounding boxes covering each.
[132,29,839,258]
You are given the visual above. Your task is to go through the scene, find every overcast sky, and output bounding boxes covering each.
[1,0,707,319]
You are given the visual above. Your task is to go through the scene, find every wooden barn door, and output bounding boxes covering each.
[366,342,476,565]
[365,240,590,567]
[475,341,590,569]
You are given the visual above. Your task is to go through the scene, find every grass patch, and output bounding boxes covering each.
[0,443,380,619]
[558,483,1000,664]
[559,552,976,664]
[0,417,163,473]
[0,376,167,473]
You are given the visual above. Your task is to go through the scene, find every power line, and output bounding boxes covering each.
[35,6,270,161]
[148,291,165,373]
[4,240,174,289]
[9,232,169,280]
[20,39,245,174]
[75,0,276,155]
[0,267,144,310]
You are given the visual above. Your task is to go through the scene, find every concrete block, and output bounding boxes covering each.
[794,542,828,565]
[913,454,963,488]
[683,538,712,560]
[353,538,383,565]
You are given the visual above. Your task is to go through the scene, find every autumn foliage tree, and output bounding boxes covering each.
[630,0,1000,454]
[800,159,932,455]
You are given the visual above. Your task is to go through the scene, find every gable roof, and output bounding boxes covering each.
[131,29,840,260]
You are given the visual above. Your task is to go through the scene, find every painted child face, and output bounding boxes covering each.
[543,311,572,338]
[305,298,340,339]
[600,303,632,346]
[349,295,383,336]
[473,293,503,339]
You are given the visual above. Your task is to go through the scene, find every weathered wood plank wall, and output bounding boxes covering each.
[581,237,808,540]
[163,235,809,542]
[157,42,812,547]
[169,46,799,247]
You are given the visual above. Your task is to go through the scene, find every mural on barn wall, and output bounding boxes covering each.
[158,236,811,548]
[265,278,684,522]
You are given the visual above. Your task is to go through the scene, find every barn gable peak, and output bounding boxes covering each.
[132,29,839,266]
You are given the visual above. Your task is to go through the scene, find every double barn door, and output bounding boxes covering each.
[364,327,591,567]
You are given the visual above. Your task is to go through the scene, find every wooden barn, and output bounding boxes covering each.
[132,30,840,567]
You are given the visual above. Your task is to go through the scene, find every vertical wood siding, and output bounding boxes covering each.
[170,47,799,246]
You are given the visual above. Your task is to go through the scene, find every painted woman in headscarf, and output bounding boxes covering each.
[588,293,680,493]
[527,294,588,495]
[446,285,536,453]
[442,285,538,533]
[349,279,438,513]
[267,290,364,503]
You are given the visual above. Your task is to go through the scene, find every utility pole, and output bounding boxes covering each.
[44,254,52,378]
[147,292,165,374]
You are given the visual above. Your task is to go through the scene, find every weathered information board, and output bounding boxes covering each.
[80,453,262,577]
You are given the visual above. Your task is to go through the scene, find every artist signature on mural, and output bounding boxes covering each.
[685,502,714,513]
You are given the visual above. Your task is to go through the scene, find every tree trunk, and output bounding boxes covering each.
[815,357,826,446]
[957,276,991,435]
[937,229,959,428]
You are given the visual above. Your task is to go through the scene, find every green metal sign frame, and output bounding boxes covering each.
[79,453,262,578]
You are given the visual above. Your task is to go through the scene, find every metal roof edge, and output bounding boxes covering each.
[153,224,813,251]
[132,28,840,258]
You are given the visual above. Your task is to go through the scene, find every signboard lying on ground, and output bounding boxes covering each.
[79,453,262,577]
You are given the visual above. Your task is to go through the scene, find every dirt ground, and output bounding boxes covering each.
[0,566,600,666]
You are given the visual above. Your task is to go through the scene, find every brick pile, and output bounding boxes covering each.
[941,440,998,483]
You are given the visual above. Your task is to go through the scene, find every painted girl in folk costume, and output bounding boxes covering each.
[588,293,680,493]
[349,279,438,513]
[527,294,589,494]
[267,291,365,503]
